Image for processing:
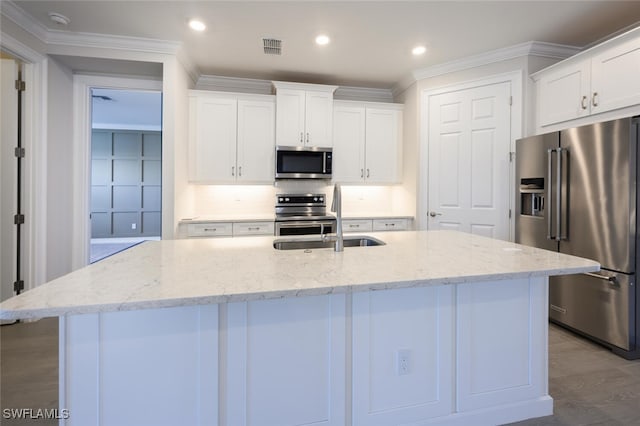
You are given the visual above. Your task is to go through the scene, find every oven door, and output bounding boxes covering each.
[275,220,335,236]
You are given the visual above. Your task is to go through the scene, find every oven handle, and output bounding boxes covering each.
[276,220,336,228]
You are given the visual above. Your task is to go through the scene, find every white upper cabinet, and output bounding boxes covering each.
[536,27,640,127]
[188,91,275,184]
[590,37,640,114]
[537,60,591,126]
[333,101,403,184]
[273,82,338,147]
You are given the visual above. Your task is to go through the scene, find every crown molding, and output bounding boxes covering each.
[196,74,394,102]
[1,1,50,42]
[196,75,274,94]
[3,1,182,56]
[412,41,581,82]
[334,86,393,103]
[45,29,182,55]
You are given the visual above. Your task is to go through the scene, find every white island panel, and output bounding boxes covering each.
[225,294,346,426]
[352,285,454,425]
[61,305,218,426]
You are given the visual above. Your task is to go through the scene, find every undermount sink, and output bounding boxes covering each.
[273,236,385,251]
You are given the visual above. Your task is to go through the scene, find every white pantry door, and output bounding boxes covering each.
[427,82,511,240]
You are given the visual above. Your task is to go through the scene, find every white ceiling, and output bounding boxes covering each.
[7,1,640,89]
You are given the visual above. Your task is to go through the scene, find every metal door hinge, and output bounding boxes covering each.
[14,214,25,225]
[509,151,515,162]
[15,80,25,91]
[14,280,24,292]
[509,96,513,106]
[509,209,512,219]
[15,147,25,158]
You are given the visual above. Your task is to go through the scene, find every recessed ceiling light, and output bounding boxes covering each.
[315,35,330,46]
[48,12,70,26]
[188,19,206,32]
[412,45,427,56]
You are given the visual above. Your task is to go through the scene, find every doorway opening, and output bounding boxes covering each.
[89,88,162,263]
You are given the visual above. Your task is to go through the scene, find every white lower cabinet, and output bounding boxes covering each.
[186,222,233,237]
[232,221,274,236]
[343,218,410,233]
[342,219,373,233]
[372,218,408,231]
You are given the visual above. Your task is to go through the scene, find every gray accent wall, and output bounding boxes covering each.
[91,130,161,238]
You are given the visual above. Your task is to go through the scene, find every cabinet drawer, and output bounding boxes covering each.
[186,222,233,237]
[233,221,275,236]
[372,218,408,231]
[342,220,373,233]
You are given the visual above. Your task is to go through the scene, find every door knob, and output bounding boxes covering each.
[429,211,442,217]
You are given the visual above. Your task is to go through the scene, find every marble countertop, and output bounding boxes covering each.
[0,230,599,320]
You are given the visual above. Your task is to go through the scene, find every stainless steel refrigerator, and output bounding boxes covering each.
[515,116,639,359]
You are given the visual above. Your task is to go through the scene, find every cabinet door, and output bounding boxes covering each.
[342,219,373,233]
[189,96,237,183]
[305,91,334,147]
[372,218,408,231]
[537,60,590,126]
[365,108,402,184]
[591,37,640,114]
[333,104,366,183]
[275,88,306,146]
[237,99,275,183]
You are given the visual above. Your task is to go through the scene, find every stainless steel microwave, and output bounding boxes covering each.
[275,146,332,179]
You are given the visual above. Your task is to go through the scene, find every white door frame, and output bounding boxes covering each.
[418,71,523,240]
[72,75,162,270]
[1,32,48,293]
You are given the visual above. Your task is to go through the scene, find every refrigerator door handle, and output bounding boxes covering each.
[584,272,618,286]
[547,148,555,240]
[556,147,564,241]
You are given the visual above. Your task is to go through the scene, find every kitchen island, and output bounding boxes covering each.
[0,230,599,426]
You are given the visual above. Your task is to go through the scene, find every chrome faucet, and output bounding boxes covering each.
[331,183,344,252]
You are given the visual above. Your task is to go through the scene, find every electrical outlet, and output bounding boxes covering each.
[397,349,411,376]
[131,223,137,230]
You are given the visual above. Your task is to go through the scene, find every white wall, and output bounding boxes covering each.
[165,56,196,235]
[46,57,74,281]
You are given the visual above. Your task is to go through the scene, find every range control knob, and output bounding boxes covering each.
[313,197,318,201]
[278,197,284,202]
[285,198,290,202]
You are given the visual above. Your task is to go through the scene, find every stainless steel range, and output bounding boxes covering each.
[275,193,336,236]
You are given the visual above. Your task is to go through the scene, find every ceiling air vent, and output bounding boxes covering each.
[263,38,282,55]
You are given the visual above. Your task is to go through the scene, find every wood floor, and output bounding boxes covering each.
[1,318,639,425]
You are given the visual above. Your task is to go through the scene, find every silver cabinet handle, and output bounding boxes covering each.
[238,166,242,177]
[300,132,304,144]
[592,92,599,107]
[385,223,395,227]
[366,169,370,178]
[429,211,442,217]
[360,169,364,178]
[306,132,309,144]
[349,224,359,228]
[204,228,217,232]
[231,166,235,176]
[581,95,588,110]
